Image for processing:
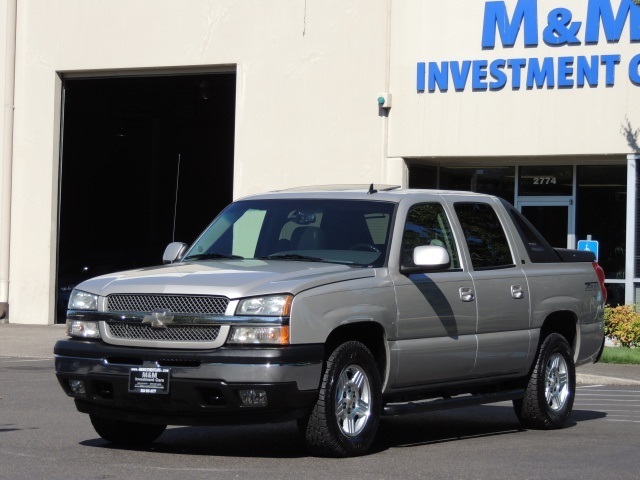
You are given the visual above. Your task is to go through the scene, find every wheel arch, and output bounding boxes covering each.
[539,310,578,355]
[324,321,388,389]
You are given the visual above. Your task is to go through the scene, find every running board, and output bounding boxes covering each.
[383,389,525,417]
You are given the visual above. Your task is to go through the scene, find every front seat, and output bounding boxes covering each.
[291,226,326,250]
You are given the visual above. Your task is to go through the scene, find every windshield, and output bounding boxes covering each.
[184,199,396,267]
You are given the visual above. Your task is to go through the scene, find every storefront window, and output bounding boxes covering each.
[440,167,515,203]
[576,165,626,282]
[408,165,437,189]
[518,165,573,196]
[608,284,626,307]
[636,167,640,277]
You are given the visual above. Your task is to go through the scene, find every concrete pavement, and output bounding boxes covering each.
[1,323,639,385]
[0,323,67,359]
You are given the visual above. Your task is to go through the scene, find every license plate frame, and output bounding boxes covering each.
[128,367,170,395]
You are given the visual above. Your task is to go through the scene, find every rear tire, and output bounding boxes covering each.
[303,341,381,457]
[90,415,167,445]
[513,333,575,429]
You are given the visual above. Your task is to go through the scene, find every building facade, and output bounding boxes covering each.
[1,0,639,324]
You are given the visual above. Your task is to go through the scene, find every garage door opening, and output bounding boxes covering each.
[56,73,236,323]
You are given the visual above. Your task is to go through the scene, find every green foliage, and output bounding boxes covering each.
[604,304,640,347]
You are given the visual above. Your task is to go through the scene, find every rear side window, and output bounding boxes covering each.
[500,199,560,263]
[454,202,514,270]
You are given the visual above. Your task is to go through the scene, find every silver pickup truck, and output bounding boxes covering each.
[54,186,606,457]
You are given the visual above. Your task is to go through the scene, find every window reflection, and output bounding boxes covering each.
[440,167,515,203]
[606,283,625,307]
[576,166,626,280]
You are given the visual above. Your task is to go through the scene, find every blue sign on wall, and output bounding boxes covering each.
[416,0,640,93]
[577,240,599,261]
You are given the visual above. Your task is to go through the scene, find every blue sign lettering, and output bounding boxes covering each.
[418,54,623,92]
[527,57,555,88]
[428,62,449,92]
[482,0,538,48]
[417,62,426,91]
[585,0,640,43]
[490,59,508,89]
[577,55,599,86]
[473,61,489,90]
[507,58,527,88]
[452,61,472,91]
[418,0,640,93]
[557,56,574,87]
[602,54,621,85]
[629,53,640,84]
[543,8,582,45]
[482,0,639,47]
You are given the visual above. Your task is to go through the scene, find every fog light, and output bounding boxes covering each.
[238,389,267,407]
[68,379,86,396]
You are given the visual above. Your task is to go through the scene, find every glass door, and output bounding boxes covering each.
[517,200,574,249]
[516,165,575,249]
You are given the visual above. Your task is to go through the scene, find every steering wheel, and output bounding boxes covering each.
[349,243,381,253]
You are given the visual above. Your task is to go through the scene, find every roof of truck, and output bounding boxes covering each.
[237,184,498,202]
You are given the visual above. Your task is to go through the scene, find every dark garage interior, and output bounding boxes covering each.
[56,72,236,322]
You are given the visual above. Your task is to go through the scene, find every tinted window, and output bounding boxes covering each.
[186,199,396,267]
[576,165,626,280]
[518,165,573,196]
[500,199,560,263]
[440,167,515,203]
[408,165,437,188]
[401,203,460,269]
[454,202,514,269]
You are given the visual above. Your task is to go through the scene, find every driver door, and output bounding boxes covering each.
[391,201,477,386]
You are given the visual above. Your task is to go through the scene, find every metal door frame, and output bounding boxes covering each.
[516,197,575,249]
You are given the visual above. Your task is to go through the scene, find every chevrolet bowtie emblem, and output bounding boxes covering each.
[142,309,174,329]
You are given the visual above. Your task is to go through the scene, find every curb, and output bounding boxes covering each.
[576,373,640,386]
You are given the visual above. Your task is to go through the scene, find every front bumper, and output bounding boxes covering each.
[54,339,323,426]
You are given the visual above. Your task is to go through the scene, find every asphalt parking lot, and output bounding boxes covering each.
[1,324,639,479]
[0,349,639,479]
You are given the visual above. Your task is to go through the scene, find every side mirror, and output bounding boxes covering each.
[163,242,189,264]
[400,245,451,274]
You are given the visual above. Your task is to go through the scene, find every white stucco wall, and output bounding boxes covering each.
[8,0,390,324]
[5,0,639,324]
[389,0,640,158]
[0,0,14,319]
[0,1,7,143]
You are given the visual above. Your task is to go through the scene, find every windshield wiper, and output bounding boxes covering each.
[259,254,326,262]
[184,253,244,261]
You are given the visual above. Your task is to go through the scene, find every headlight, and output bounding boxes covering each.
[228,326,289,345]
[67,319,101,339]
[236,295,292,316]
[68,289,98,310]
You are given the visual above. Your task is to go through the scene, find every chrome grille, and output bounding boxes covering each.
[106,322,221,342]
[106,294,229,315]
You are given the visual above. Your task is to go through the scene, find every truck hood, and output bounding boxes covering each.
[75,260,376,299]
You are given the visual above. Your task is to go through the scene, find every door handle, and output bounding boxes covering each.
[511,284,525,299]
[459,287,475,302]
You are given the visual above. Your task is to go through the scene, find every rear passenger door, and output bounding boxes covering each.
[452,200,531,376]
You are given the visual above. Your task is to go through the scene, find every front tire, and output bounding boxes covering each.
[90,415,167,445]
[303,341,381,457]
[513,333,575,429]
